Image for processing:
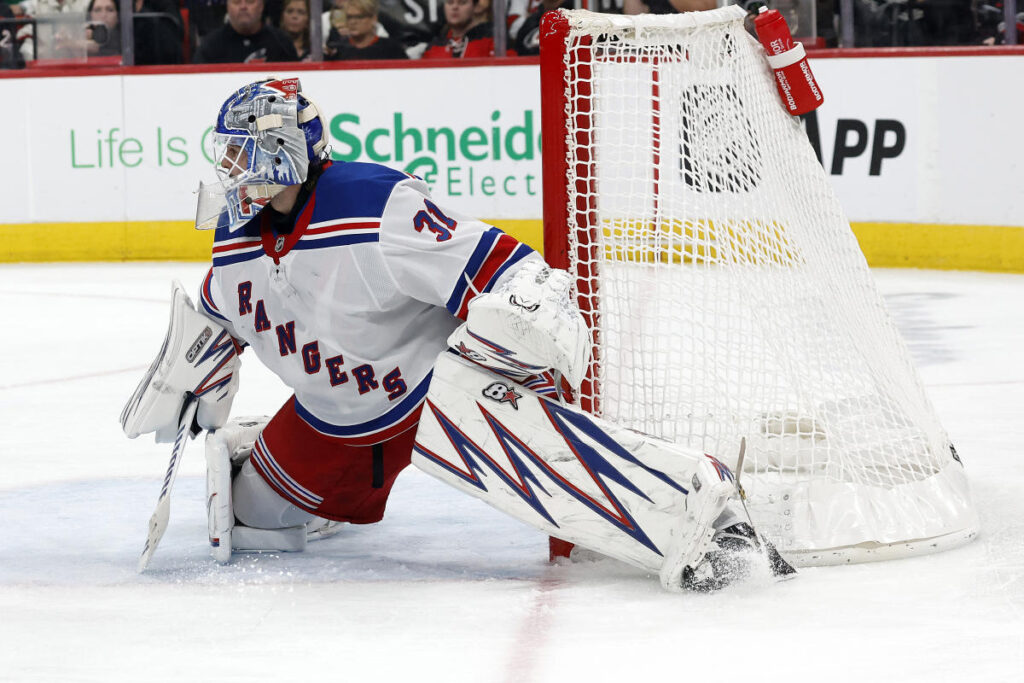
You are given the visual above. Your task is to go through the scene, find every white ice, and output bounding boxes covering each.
[1,263,1021,682]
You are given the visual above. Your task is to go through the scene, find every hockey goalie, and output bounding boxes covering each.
[120,77,792,591]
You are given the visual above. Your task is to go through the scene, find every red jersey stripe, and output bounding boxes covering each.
[456,234,521,319]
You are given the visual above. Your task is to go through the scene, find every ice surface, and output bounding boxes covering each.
[1,263,1022,682]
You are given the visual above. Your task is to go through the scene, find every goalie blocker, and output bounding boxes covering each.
[414,352,791,591]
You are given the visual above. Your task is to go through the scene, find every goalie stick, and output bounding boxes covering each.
[138,397,199,572]
[733,438,797,581]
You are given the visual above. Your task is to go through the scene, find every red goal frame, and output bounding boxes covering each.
[539,11,598,561]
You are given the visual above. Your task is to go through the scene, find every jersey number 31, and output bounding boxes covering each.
[413,200,458,242]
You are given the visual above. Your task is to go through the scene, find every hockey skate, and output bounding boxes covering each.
[681,522,796,592]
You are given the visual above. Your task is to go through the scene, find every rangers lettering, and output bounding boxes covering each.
[276,321,297,356]
[325,355,348,386]
[302,341,321,374]
[234,296,408,397]
[353,364,379,394]
[253,300,271,332]
[382,368,408,401]
[237,282,253,315]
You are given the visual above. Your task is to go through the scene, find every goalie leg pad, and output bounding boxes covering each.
[206,417,335,563]
[413,353,743,591]
[207,416,276,562]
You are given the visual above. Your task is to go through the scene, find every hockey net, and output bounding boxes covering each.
[539,7,977,566]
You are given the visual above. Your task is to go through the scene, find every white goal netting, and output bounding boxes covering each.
[542,7,977,565]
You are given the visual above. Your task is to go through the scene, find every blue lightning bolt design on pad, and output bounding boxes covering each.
[540,401,691,497]
[466,329,548,373]
[478,405,665,554]
[704,454,735,483]
[194,330,239,397]
[416,394,693,555]
[414,399,557,526]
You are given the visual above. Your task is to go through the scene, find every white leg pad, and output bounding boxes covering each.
[413,353,740,591]
[205,418,256,564]
[206,416,342,563]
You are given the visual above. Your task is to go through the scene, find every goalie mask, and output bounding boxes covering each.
[195,78,328,232]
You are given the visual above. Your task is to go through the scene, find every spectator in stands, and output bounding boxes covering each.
[263,0,282,26]
[51,0,120,57]
[850,0,978,46]
[280,0,311,59]
[194,0,298,62]
[11,0,87,62]
[471,0,490,27]
[83,0,120,55]
[375,0,435,56]
[321,0,346,47]
[918,0,975,45]
[327,0,406,59]
[133,0,183,64]
[188,0,227,44]
[321,0,347,56]
[505,0,537,46]
[977,1,1023,44]
[422,0,506,58]
[1,1,26,68]
[513,0,566,55]
[622,0,714,13]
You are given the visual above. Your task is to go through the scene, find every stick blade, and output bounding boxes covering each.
[138,500,171,572]
[136,399,197,573]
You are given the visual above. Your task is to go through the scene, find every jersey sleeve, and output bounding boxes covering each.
[377,178,541,320]
[197,267,246,345]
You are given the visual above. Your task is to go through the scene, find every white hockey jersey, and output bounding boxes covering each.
[199,161,539,445]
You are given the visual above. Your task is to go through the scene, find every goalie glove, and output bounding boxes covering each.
[448,258,591,390]
[121,280,241,443]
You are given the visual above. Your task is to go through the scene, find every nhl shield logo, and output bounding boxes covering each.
[482,381,522,409]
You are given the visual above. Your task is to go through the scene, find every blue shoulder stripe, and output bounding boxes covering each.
[310,162,409,222]
[293,233,379,251]
[213,249,264,267]
[446,227,501,314]
[490,243,533,290]
[213,215,260,245]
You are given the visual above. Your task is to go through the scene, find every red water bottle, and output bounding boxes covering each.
[754,6,824,116]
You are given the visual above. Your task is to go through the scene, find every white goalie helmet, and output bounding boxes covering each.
[195,77,329,232]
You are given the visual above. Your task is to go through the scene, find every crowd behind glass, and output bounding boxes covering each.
[1,0,1020,70]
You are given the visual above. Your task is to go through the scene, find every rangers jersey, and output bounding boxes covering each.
[199,161,538,445]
